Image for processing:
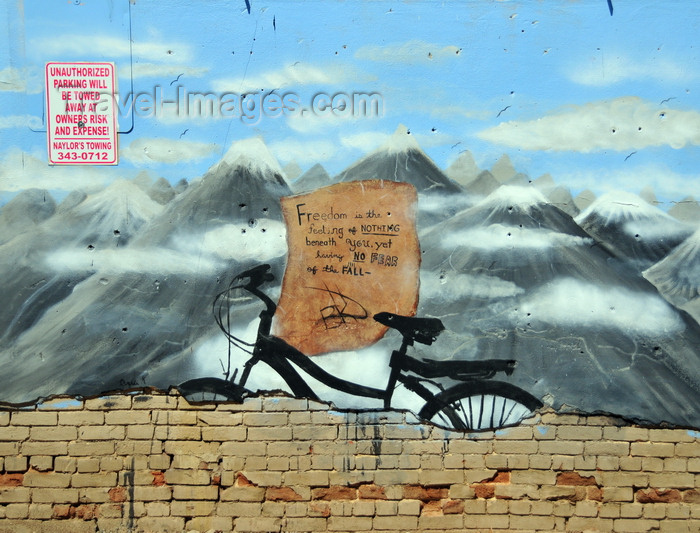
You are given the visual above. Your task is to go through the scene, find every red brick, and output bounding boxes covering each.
[265,486,303,502]
[636,488,682,504]
[108,486,127,503]
[443,499,465,514]
[0,474,23,487]
[402,485,449,502]
[151,471,166,486]
[557,471,599,486]
[682,489,700,504]
[312,485,357,500]
[473,484,495,499]
[358,483,386,500]
[421,500,443,516]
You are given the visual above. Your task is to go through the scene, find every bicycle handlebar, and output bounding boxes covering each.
[233,263,275,290]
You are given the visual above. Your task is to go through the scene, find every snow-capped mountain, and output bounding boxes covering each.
[575,191,693,269]
[72,179,164,246]
[0,179,163,344]
[416,186,700,428]
[1,134,699,429]
[336,125,462,194]
[0,137,292,403]
[419,186,616,289]
[644,227,700,310]
[646,228,700,301]
[134,137,290,247]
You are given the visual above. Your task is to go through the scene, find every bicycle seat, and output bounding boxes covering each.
[374,312,445,345]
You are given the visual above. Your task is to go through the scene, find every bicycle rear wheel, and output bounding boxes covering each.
[418,381,542,431]
[177,377,252,403]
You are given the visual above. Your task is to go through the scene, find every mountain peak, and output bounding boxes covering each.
[76,179,163,220]
[377,124,421,155]
[478,185,549,211]
[446,150,480,186]
[219,137,283,176]
[575,190,673,225]
[491,154,517,183]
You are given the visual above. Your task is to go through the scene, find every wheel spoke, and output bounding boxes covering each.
[420,381,542,432]
[506,400,519,425]
[477,394,484,429]
[457,400,470,431]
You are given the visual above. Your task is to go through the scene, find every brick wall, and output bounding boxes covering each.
[0,391,698,532]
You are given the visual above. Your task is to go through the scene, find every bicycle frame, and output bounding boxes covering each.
[204,265,542,431]
[226,278,505,410]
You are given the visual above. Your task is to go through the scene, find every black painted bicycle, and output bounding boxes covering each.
[178,264,542,431]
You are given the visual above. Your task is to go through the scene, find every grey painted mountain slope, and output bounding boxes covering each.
[0,157,290,403]
[418,187,700,427]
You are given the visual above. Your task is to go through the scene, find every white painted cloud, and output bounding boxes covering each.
[623,219,692,240]
[568,54,694,86]
[511,278,684,335]
[0,148,113,193]
[45,221,287,275]
[441,225,593,251]
[212,63,373,93]
[192,322,394,410]
[34,35,193,63]
[269,139,337,165]
[197,220,288,262]
[46,247,221,275]
[0,66,42,93]
[421,271,524,300]
[478,97,700,152]
[0,115,42,129]
[121,138,218,165]
[355,40,462,64]
[418,193,474,215]
[340,132,389,152]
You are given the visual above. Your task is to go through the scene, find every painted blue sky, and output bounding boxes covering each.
[1,1,699,206]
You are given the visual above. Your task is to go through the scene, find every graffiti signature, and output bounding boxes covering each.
[306,284,369,330]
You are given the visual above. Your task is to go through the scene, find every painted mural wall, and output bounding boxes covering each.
[0,1,699,431]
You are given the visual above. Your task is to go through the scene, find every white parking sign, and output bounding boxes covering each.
[45,62,118,165]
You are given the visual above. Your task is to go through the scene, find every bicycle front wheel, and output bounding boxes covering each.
[418,381,542,431]
[177,377,252,403]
